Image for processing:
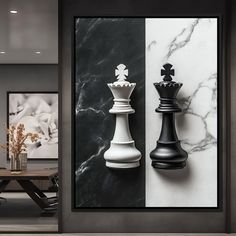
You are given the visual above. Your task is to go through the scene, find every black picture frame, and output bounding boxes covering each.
[72,16,222,210]
[7,91,59,161]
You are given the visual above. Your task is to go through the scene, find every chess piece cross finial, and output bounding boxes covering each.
[115,64,128,81]
[161,63,175,81]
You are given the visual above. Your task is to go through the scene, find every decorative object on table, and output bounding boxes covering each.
[20,153,28,171]
[104,64,141,168]
[7,92,58,160]
[149,63,188,169]
[10,155,22,174]
[10,153,28,172]
[0,124,39,173]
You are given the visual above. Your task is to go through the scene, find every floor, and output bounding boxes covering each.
[0,194,232,235]
[0,192,58,232]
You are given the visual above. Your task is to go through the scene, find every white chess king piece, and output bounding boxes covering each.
[104,64,142,168]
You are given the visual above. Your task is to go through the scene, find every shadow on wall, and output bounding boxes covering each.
[176,89,189,129]
[154,162,192,184]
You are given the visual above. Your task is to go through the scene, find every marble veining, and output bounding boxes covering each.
[76,143,107,180]
[74,18,145,208]
[74,17,218,208]
[178,72,217,154]
[146,18,218,207]
[166,18,200,60]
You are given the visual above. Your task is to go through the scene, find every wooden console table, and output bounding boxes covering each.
[0,169,58,210]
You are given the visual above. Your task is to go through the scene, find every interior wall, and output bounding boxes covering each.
[61,0,228,233]
[0,64,58,169]
[230,0,236,232]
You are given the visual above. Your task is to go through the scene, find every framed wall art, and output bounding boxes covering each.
[7,92,58,160]
[72,17,220,209]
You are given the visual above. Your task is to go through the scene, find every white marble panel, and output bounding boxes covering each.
[145,18,218,207]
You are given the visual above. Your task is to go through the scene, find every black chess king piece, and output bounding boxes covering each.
[150,63,188,169]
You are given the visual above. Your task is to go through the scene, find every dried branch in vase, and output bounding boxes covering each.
[0,123,39,156]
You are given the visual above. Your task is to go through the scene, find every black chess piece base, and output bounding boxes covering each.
[150,141,188,169]
[150,108,188,169]
[152,161,186,169]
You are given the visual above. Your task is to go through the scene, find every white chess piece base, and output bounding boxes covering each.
[104,140,141,169]
[106,161,140,168]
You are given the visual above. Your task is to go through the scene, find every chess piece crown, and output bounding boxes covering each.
[108,64,136,114]
[154,63,183,113]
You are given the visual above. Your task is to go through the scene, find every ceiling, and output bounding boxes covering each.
[0,0,58,64]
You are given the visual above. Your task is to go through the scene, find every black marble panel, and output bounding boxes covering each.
[74,18,145,208]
